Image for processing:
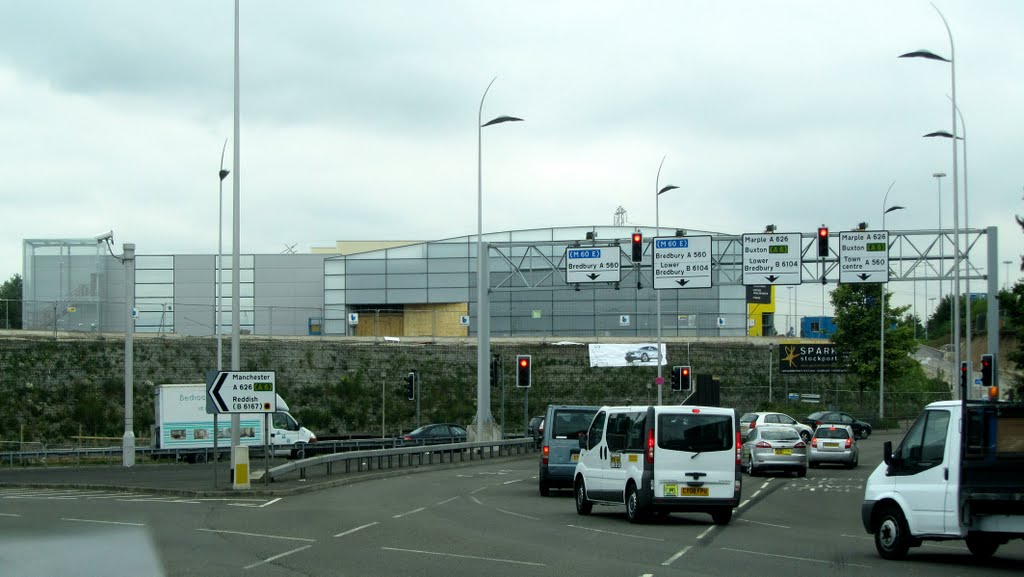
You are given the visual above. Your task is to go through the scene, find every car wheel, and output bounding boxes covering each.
[539,480,550,497]
[749,464,759,477]
[641,353,650,362]
[808,461,817,469]
[626,483,646,524]
[965,534,1001,559]
[575,478,593,515]
[800,430,811,443]
[711,508,733,525]
[874,506,911,560]
[860,429,869,440]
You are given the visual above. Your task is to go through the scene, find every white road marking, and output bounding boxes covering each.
[662,545,692,566]
[738,499,751,509]
[760,481,771,489]
[334,522,380,538]
[382,547,545,567]
[721,547,872,568]
[243,544,313,570]
[259,498,282,508]
[0,513,21,517]
[62,518,145,527]
[471,496,483,505]
[696,525,716,540]
[436,496,459,506]
[739,519,791,529]
[502,479,523,485]
[568,524,665,542]
[196,528,316,543]
[392,506,426,519]
[470,486,488,495]
[496,508,540,521]
[751,490,762,499]
[86,493,149,499]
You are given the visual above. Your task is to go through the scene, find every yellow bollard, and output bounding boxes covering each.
[233,446,251,490]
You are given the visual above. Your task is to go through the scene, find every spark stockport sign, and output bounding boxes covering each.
[778,343,849,374]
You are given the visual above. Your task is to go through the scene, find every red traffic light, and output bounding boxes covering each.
[818,227,828,238]
[519,357,529,369]
[632,233,642,243]
[817,227,829,258]
[681,367,689,376]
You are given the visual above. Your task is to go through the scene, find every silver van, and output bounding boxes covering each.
[539,405,600,496]
[573,405,741,524]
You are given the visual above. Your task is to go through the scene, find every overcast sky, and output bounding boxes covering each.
[1,1,1021,323]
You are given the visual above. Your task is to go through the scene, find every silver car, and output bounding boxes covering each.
[808,424,859,468]
[741,426,807,477]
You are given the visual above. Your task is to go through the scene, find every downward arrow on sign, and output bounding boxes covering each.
[675,279,689,287]
[765,275,780,283]
[858,273,871,281]
[587,273,600,280]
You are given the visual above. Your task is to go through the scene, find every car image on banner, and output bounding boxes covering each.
[588,344,667,368]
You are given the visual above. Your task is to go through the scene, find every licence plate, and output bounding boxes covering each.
[824,442,839,448]
[680,487,709,497]
[774,448,792,455]
[570,453,579,462]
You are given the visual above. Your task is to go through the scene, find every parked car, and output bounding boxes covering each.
[538,405,599,496]
[399,423,467,445]
[739,411,814,443]
[528,415,544,447]
[625,345,659,363]
[803,411,872,439]
[809,424,858,468]
[741,426,807,477]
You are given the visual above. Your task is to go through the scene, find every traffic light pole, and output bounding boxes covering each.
[416,372,421,428]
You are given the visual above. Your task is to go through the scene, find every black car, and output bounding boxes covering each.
[399,423,468,445]
[803,411,872,440]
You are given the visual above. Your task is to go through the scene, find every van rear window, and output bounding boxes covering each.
[658,414,732,452]
[552,409,598,439]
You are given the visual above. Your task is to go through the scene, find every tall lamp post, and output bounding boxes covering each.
[879,181,904,420]
[900,4,961,396]
[654,156,679,405]
[476,77,522,441]
[217,139,230,372]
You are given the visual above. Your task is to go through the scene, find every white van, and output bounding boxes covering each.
[573,405,741,524]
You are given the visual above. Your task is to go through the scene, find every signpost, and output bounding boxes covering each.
[207,371,277,414]
[839,230,889,284]
[652,235,712,289]
[565,246,621,284]
[741,233,802,285]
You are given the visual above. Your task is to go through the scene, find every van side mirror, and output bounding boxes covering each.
[883,440,896,472]
[579,434,588,449]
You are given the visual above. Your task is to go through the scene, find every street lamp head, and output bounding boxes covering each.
[932,172,946,178]
[657,185,679,196]
[923,130,963,141]
[481,115,524,128]
[219,169,230,181]
[898,49,950,63]
[884,205,905,215]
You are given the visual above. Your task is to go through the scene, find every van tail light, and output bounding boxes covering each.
[755,441,772,449]
[811,437,818,448]
[646,429,655,464]
[794,441,806,449]
[735,431,742,465]
[542,445,550,465]
[845,438,852,449]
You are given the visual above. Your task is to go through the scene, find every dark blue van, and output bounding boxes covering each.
[539,404,600,496]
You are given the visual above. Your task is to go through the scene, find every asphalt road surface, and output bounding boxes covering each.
[1,431,1021,576]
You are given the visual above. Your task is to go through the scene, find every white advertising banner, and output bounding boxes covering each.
[588,343,668,368]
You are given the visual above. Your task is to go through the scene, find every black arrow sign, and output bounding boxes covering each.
[210,372,229,412]
[858,273,871,281]
[587,273,600,280]
[676,279,690,287]
[765,275,780,283]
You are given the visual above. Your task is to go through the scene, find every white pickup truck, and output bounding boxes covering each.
[862,400,1024,559]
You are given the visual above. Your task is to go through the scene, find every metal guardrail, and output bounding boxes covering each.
[268,437,537,483]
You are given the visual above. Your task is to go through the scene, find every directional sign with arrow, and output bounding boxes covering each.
[206,371,277,414]
[565,247,622,284]
[652,235,712,289]
[741,233,802,286]
[839,230,888,284]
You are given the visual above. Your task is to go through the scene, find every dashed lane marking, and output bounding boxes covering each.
[0,513,21,517]
[392,507,426,519]
[382,547,545,567]
[696,525,716,540]
[196,528,316,543]
[738,519,791,529]
[334,522,380,538]
[436,496,459,506]
[243,545,313,570]
[721,547,872,569]
[496,508,540,521]
[62,517,145,527]
[568,524,665,542]
[662,545,692,566]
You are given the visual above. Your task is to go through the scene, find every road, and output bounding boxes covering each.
[1,432,1021,576]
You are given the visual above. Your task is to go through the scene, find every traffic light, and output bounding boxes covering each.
[405,371,416,400]
[959,362,968,390]
[673,365,691,391]
[981,354,996,400]
[631,232,643,262]
[817,227,829,258]
[489,356,499,387]
[516,355,532,388]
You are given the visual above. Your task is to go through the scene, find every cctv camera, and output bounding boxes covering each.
[95,231,113,243]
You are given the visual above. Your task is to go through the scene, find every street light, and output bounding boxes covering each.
[927,297,937,340]
[654,156,679,405]
[476,76,522,441]
[217,139,230,373]
[1005,260,1014,291]
[879,180,904,420]
[900,4,961,395]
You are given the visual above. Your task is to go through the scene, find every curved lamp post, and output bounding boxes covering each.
[217,139,230,373]
[879,180,903,419]
[655,156,679,405]
[476,77,522,440]
[899,3,961,395]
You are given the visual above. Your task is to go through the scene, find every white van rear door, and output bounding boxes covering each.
[654,410,736,500]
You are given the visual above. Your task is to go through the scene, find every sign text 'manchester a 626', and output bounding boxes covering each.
[839,230,889,284]
[565,246,622,284]
[208,371,277,414]
[652,235,712,289]
[741,233,802,286]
